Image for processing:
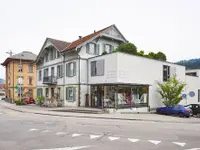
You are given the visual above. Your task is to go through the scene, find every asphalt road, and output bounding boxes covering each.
[0,105,200,150]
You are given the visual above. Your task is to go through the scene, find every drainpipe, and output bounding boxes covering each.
[63,53,65,107]
[13,62,14,102]
[78,54,81,107]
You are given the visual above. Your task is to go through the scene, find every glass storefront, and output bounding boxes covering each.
[90,85,149,108]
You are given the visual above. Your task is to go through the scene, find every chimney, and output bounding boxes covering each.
[79,36,82,40]
[94,30,96,33]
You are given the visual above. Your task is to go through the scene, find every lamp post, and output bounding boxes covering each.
[19,53,24,101]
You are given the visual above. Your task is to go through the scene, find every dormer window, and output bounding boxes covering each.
[86,43,99,55]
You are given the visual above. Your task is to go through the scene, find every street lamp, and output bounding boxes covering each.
[19,53,24,101]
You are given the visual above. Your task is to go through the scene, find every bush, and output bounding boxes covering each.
[36,96,44,106]
[15,100,26,105]
[102,51,108,55]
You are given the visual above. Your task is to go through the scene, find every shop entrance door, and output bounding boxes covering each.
[91,86,104,108]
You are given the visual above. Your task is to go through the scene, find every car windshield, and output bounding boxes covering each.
[184,105,192,109]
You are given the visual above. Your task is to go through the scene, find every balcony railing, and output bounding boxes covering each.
[43,76,57,85]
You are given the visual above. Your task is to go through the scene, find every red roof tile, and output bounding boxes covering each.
[62,25,112,52]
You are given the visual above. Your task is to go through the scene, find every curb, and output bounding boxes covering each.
[2,103,200,124]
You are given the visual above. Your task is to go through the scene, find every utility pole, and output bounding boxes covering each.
[19,53,24,101]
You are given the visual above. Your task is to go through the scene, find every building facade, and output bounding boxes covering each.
[1,51,37,101]
[35,24,200,112]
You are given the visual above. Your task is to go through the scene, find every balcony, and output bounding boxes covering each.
[43,76,57,85]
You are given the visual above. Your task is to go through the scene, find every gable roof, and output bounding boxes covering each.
[1,51,37,66]
[47,38,71,51]
[34,38,71,64]
[62,25,113,52]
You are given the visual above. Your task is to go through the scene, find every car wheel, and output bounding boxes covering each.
[197,113,200,118]
[178,113,184,117]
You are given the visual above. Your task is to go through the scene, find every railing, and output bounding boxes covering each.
[43,76,57,84]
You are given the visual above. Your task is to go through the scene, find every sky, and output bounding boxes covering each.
[0,0,200,79]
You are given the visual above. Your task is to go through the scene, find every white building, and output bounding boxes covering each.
[35,24,200,112]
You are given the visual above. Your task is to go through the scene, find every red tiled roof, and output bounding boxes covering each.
[48,38,71,51]
[62,25,112,52]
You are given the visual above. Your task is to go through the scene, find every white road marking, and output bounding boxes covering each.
[128,138,140,143]
[173,142,186,147]
[108,136,120,141]
[72,133,83,137]
[55,132,67,136]
[28,128,39,132]
[34,145,93,150]
[0,113,2,115]
[41,130,50,133]
[90,135,101,139]
[185,148,200,150]
[148,140,161,145]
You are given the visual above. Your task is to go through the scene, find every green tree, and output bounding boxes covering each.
[155,51,167,61]
[137,50,145,56]
[147,52,156,59]
[157,75,185,106]
[115,42,137,55]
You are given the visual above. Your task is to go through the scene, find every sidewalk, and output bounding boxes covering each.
[1,101,200,124]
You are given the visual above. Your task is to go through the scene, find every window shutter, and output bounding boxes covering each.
[66,64,68,77]
[61,65,63,77]
[57,66,59,77]
[111,45,114,52]
[73,87,76,101]
[37,89,39,96]
[73,62,76,76]
[96,60,104,76]
[66,87,69,100]
[41,88,43,97]
[96,44,100,55]
[103,44,106,53]
[86,43,89,54]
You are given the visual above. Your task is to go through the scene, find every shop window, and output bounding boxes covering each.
[163,65,170,82]
[91,60,104,76]
[117,86,148,107]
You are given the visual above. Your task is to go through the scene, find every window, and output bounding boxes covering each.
[39,70,42,81]
[104,44,113,53]
[66,87,76,101]
[17,76,24,85]
[86,43,99,55]
[163,65,170,82]
[28,76,33,85]
[66,62,76,77]
[186,72,198,77]
[37,88,43,97]
[198,89,200,102]
[44,68,49,77]
[57,51,61,58]
[18,64,23,72]
[28,64,33,73]
[51,67,55,76]
[57,87,61,99]
[45,53,49,62]
[57,65,63,78]
[91,60,104,76]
